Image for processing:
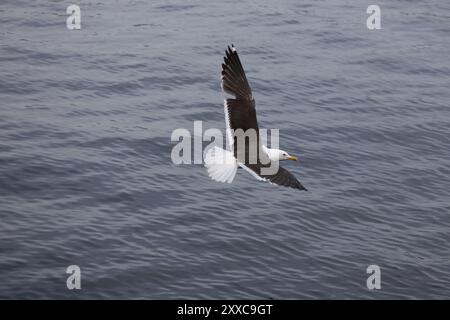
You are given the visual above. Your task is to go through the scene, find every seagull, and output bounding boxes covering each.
[204,45,307,190]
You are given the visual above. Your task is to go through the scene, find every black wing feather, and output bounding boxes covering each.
[221,46,253,100]
[245,163,307,190]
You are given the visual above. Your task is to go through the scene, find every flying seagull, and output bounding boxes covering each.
[204,45,307,190]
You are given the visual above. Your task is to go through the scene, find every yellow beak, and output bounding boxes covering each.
[287,156,298,161]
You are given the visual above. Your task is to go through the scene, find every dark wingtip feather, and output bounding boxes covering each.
[220,44,252,99]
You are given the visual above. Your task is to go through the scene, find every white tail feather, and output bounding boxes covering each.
[204,146,238,183]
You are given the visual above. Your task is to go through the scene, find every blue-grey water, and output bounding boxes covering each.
[1,0,449,299]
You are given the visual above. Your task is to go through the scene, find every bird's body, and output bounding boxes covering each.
[204,45,307,190]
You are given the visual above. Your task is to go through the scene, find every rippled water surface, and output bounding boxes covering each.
[1,0,449,299]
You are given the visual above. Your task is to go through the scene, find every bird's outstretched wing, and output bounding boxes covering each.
[221,45,306,190]
[243,164,307,190]
[221,45,253,100]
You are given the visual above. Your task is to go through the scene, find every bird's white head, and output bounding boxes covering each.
[266,148,298,162]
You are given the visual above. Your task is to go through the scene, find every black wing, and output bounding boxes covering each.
[222,45,261,156]
[221,45,253,100]
[221,45,306,190]
[244,163,307,190]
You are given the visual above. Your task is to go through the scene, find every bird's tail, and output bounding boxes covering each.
[204,146,238,183]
